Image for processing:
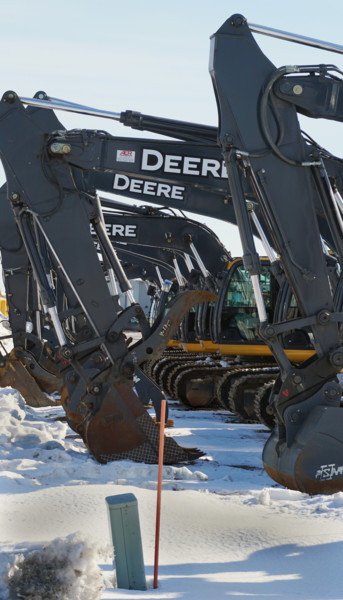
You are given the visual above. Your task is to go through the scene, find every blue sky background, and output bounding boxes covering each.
[1,0,343,255]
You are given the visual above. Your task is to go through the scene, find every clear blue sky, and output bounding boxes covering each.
[1,0,343,256]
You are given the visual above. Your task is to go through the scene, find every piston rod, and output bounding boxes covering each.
[249,22,343,55]
[20,96,121,121]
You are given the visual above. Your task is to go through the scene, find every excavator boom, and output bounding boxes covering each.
[210,14,343,494]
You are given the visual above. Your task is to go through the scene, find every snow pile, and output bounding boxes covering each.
[0,387,26,421]
[0,391,210,493]
[1,388,343,599]
[258,488,271,506]
[5,534,110,600]
[0,387,67,456]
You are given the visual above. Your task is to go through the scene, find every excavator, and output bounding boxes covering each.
[1,15,343,493]
[0,100,218,465]
[97,203,330,424]
[209,15,343,494]
[104,23,343,496]
[99,205,230,290]
[0,168,321,418]
[0,183,327,426]
[0,102,274,425]
[97,211,310,420]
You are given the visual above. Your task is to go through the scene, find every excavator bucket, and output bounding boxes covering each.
[0,350,54,407]
[84,381,199,464]
[263,401,343,495]
[61,289,215,464]
[62,375,202,464]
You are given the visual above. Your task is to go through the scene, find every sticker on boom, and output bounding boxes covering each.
[116,150,136,163]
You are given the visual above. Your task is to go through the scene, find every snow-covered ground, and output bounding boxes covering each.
[1,366,343,600]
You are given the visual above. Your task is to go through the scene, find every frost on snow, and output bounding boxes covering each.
[5,534,109,600]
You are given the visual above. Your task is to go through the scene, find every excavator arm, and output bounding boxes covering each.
[100,209,231,287]
[20,93,342,253]
[0,93,213,463]
[210,14,343,494]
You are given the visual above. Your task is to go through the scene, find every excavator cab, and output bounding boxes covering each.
[214,258,277,348]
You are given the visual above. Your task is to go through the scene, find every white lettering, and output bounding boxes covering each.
[112,225,125,236]
[156,183,170,198]
[113,174,185,200]
[201,158,221,178]
[140,150,227,179]
[141,149,163,171]
[129,179,143,193]
[171,186,184,200]
[315,463,343,480]
[109,224,138,237]
[183,156,200,175]
[143,181,157,195]
[164,155,182,173]
[113,174,130,190]
[125,225,137,237]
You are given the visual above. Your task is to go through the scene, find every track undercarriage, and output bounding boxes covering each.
[143,348,278,427]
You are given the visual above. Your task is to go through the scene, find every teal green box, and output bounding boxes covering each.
[106,493,147,591]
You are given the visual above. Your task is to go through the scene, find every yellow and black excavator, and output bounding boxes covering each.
[138,254,321,426]
[89,207,316,423]
[93,209,333,431]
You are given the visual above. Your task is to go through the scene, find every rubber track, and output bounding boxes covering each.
[152,355,185,388]
[165,355,223,399]
[144,349,187,379]
[254,378,277,429]
[216,363,275,410]
[154,354,206,391]
[172,364,228,408]
[228,368,279,423]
